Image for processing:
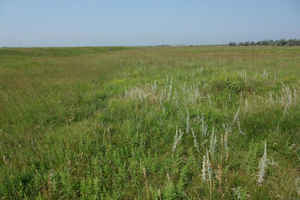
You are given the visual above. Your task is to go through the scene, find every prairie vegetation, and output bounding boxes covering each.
[0,46,300,199]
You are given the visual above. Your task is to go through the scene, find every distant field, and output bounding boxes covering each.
[0,46,300,199]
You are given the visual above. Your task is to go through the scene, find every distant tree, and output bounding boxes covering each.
[244,41,250,46]
[260,40,274,46]
[268,40,274,45]
[250,41,256,46]
[277,39,287,46]
[286,39,300,46]
[229,38,300,47]
[255,41,261,46]
[239,42,250,46]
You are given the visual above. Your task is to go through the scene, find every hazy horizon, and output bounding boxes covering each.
[1,0,300,47]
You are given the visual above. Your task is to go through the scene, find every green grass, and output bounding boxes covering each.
[0,46,300,199]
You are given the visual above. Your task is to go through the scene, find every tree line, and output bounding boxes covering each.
[228,39,300,46]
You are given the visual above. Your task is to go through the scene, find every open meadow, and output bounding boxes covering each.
[0,46,300,199]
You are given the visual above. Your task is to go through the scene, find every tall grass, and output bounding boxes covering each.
[0,46,300,199]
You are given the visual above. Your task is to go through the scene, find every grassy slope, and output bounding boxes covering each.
[0,46,300,199]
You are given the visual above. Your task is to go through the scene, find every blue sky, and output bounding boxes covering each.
[0,0,299,46]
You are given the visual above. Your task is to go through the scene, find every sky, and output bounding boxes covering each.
[0,0,300,47]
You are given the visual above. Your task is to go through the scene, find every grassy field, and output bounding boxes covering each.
[0,46,300,199]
